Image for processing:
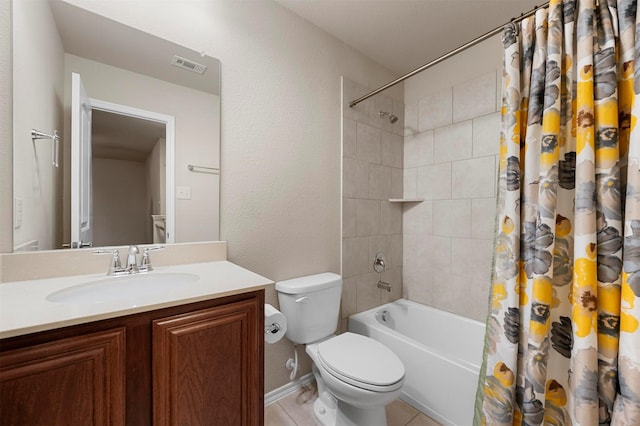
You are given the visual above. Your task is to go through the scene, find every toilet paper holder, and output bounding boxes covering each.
[264,303,287,344]
[265,322,282,334]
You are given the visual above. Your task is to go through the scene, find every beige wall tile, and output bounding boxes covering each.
[468,273,491,322]
[391,168,403,199]
[404,102,418,136]
[356,122,381,164]
[404,130,434,168]
[417,163,452,200]
[423,235,452,272]
[342,236,369,278]
[401,41,502,326]
[381,131,403,168]
[434,120,473,163]
[356,199,381,236]
[392,98,405,136]
[343,157,369,199]
[472,112,500,158]
[418,87,452,131]
[471,198,497,239]
[402,233,425,268]
[403,200,433,235]
[430,268,467,316]
[453,71,496,123]
[451,238,493,279]
[381,202,403,235]
[433,199,471,238]
[435,270,489,321]
[403,168,418,199]
[342,198,356,238]
[389,234,403,268]
[356,272,382,312]
[402,262,432,306]
[451,156,496,199]
[370,164,392,200]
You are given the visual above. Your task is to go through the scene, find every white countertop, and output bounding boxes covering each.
[0,261,273,339]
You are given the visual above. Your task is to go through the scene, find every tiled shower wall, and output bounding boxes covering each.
[402,71,500,322]
[341,77,404,328]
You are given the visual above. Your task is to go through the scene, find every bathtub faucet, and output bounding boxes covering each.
[377,280,392,292]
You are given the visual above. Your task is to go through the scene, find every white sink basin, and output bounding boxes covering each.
[46,272,200,304]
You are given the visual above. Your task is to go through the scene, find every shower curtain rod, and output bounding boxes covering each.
[349,2,550,108]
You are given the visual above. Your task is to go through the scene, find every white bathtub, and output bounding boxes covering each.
[349,299,485,426]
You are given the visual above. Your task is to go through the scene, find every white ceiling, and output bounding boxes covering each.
[49,0,221,96]
[275,0,541,76]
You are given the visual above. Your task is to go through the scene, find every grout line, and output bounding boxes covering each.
[404,411,420,426]
[278,401,300,426]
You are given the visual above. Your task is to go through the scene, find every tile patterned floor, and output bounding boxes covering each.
[265,385,442,426]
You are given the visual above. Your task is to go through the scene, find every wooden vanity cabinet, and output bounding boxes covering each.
[0,328,126,426]
[0,290,264,426]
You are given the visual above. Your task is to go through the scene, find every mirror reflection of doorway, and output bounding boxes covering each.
[91,110,166,247]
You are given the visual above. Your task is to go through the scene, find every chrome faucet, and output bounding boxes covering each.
[377,280,392,292]
[139,246,163,272]
[94,245,163,276]
[93,249,123,275]
[125,245,140,274]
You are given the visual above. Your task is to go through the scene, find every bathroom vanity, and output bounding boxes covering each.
[0,260,271,426]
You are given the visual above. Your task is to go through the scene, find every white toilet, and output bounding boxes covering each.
[276,272,405,426]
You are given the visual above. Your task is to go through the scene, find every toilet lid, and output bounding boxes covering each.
[317,333,405,389]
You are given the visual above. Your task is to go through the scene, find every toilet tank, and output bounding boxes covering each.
[275,273,342,345]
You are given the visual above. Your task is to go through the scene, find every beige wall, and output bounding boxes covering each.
[402,36,501,322]
[3,0,401,393]
[12,0,65,251]
[93,158,149,247]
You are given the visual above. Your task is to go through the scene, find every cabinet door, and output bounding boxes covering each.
[0,328,125,426]
[153,299,261,426]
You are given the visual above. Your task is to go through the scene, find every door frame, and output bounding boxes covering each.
[90,99,176,244]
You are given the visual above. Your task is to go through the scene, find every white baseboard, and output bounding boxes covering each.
[264,373,315,406]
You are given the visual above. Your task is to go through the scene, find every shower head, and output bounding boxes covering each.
[379,111,398,124]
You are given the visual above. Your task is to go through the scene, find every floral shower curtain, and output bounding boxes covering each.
[475,0,640,424]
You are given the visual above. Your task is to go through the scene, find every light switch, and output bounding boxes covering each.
[176,186,191,200]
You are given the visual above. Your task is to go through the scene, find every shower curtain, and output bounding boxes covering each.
[474,0,640,424]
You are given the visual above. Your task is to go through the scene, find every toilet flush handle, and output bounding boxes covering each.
[295,296,308,303]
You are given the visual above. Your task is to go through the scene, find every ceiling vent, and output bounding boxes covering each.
[170,55,207,74]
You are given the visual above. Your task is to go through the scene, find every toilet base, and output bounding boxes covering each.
[335,400,387,426]
[312,390,388,426]
[312,393,337,426]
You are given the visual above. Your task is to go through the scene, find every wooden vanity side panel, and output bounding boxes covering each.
[152,298,262,426]
[0,328,125,426]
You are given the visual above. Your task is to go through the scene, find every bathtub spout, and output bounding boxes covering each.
[377,280,392,292]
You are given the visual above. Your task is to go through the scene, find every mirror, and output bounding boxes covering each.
[12,0,221,251]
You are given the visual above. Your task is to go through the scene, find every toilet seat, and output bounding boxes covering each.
[317,332,405,392]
